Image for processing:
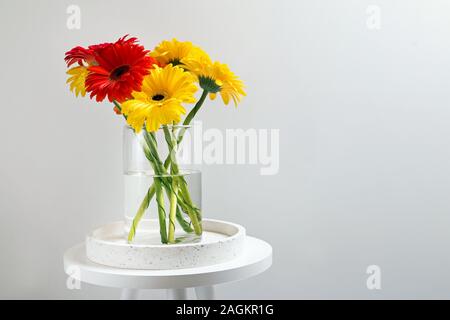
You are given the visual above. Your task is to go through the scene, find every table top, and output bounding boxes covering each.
[63,236,272,289]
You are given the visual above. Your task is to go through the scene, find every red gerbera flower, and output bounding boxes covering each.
[64,40,118,67]
[85,36,156,102]
[64,46,95,67]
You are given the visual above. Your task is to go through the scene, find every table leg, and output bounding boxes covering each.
[195,286,215,300]
[120,288,140,300]
[166,288,189,300]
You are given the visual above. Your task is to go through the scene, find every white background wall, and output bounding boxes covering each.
[1,0,450,299]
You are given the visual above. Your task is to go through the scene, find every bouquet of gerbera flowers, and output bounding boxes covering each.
[65,36,245,244]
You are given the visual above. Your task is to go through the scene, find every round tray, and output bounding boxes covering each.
[86,219,246,270]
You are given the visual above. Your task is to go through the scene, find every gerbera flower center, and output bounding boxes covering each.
[110,65,130,80]
[152,94,165,101]
[169,58,181,66]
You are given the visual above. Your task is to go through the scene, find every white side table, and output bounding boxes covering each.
[63,236,272,300]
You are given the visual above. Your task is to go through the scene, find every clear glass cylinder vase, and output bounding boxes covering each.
[123,125,202,244]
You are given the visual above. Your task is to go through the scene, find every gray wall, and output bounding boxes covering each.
[1,0,450,299]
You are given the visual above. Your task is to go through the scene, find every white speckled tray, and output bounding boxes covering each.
[86,219,246,270]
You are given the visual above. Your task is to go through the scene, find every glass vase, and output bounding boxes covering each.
[123,125,202,244]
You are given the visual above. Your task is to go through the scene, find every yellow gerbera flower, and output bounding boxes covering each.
[66,66,88,97]
[182,57,246,106]
[150,38,209,67]
[121,65,198,133]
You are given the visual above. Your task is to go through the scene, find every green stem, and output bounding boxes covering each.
[154,178,168,244]
[113,100,128,121]
[168,179,178,243]
[162,126,202,235]
[139,133,169,244]
[173,89,209,150]
[127,185,155,242]
[127,151,199,243]
[178,178,202,234]
[164,125,178,244]
[142,129,199,241]
[143,131,166,174]
[113,100,122,112]
[176,205,193,233]
[183,89,208,126]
